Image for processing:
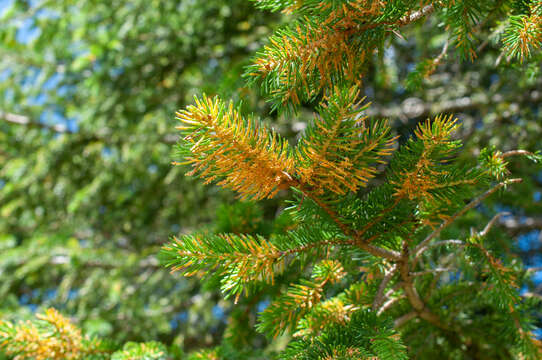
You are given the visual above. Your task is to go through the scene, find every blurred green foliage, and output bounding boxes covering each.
[0,0,281,351]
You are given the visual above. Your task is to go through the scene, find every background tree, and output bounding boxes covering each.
[0,0,281,351]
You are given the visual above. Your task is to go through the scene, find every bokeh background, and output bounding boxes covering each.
[0,0,541,355]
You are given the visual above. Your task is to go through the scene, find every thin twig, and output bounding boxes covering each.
[433,40,450,66]
[501,215,542,234]
[397,4,434,26]
[526,266,542,274]
[48,254,160,269]
[414,239,464,263]
[414,179,522,255]
[1,110,180,144]
[355,4,434,34]
[298,184,401,261]
[500,150,535,158]
[372,264,398,311]
[394,312,417,328]
[521,292,542,300]
[1,110,71,133]
[410,268,453,277]
[299,186,353,237]
[361,243,401,261]
[366,86,542,124]
[479,212,510,237]
[378,295,404,315]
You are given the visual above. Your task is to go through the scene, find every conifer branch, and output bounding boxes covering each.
[247,2,438,108]
[0,308,109,359]
[163,230,370,301]
[284,309,409,359]
[257,260,346,337]
[162,233,288,300]
[163,2,542,355]
[281,237,355,256]
[298,184,354,237]
[295,87,396,195]
[356,197,403,238]
[502,2,542,62]
[294,297,353,337]
[174,95,296,200]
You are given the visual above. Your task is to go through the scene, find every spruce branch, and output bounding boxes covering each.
[296,183,355,237]
[247,2,437,108]
[161,233,287,300]
[257,260,346,337]
[164,1,542,354]
[502,2,542,62]
[0,308,109,360]
[174,95,296,200]
[356,197,402,238]
[282,309,409,360]
[295,86,396,196]
[389,114,476,205]
[442,0,487,61]
[294,297,354,338]
[162,229,365,301]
